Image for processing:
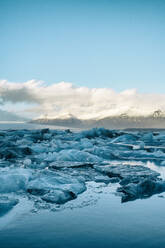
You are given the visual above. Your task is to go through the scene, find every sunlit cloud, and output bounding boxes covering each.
[0,79,165,119]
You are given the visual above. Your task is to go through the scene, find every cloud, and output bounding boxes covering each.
[0,80,42,104]
[0,79,165,119]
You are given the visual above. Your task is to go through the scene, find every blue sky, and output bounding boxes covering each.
[1,0,165,93]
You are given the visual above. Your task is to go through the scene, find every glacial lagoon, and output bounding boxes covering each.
[0,123,165,248]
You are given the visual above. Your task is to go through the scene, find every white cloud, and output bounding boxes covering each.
[0,79,165,119]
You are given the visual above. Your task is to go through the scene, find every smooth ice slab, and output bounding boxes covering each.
[94,163,164,202]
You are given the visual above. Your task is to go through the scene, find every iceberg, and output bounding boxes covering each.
[0,196,19,216]
[118,179,165,202]
[0,127,165,212]
[0,168,32,193]
[27,171,86,204]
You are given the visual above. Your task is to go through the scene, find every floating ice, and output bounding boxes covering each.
[0,196,19,217]
[118,179,165,202]
[94,163,164,202]
[0,127,165,213]
[27,171,86,204]
[0,168,32,193]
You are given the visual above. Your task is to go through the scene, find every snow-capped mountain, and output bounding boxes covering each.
[31,110,165,129]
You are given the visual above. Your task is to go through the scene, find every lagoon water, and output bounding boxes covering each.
[0,185,165,248]
[0,122,165,248]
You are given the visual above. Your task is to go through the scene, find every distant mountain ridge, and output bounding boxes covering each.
[0,109,27,121]
[30,111,165,129]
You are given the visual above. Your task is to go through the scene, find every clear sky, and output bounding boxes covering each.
[1,0,165,93]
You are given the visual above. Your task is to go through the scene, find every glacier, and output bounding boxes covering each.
[1,127,165,215]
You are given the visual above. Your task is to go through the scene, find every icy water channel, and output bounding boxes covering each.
[0,123,165,248]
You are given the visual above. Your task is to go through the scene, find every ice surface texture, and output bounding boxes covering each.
[0,196,19,217]
[1,127,165,215]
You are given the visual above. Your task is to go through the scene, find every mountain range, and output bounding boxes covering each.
[30,111,165,129]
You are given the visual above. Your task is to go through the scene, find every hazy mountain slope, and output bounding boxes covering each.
[31,115,165,129]
[0,109,27,121]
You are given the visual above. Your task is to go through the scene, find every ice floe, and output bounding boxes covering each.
[1,127,165,215]
[0,196,19,217]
